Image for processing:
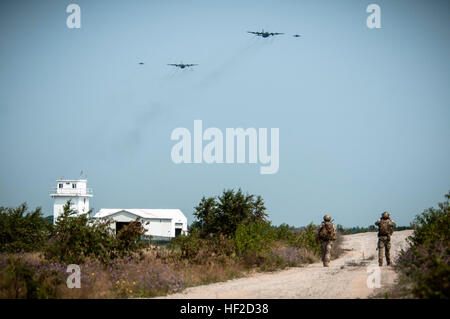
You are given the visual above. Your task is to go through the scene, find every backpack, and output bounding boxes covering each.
[378,219,393,236]
[318,222,336,240]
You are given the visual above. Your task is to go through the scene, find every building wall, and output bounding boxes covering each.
[103,211,187,239]
[56,180,87,191]
[53,196,90,223]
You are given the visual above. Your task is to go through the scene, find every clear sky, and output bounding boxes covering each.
[0,0,449,227]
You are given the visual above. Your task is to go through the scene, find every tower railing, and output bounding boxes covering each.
[50,188,93,196]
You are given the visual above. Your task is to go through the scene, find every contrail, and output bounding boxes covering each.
[197,37,270,88]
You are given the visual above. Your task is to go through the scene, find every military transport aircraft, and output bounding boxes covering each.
[167,63,198,69]
[293,34,301,37]
[247,29,284,38]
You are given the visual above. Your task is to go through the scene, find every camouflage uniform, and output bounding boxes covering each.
[375,212,396,266]
[318,215,336,267]
[320,240,333,265]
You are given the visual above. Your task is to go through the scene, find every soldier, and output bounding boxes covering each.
[375,211,396,266]
[317,214,337,267]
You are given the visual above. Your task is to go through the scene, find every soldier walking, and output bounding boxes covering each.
[317,214,337,267]
[375,211,396,266]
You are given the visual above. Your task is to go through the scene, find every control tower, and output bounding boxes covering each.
[50,178,93,224]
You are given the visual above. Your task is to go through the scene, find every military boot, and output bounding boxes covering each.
[379,261,383,267]
[323,262,329,267]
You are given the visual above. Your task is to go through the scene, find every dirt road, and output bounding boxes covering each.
[158,230,413,299]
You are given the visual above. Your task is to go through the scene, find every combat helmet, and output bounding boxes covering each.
[323,214,331,222]
[382,211,390,219]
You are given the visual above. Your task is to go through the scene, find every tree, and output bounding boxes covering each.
[44,201,116,264]
[44,201,147,264]
[0,203,51,253]
[396,192,450,298]
[191,189,268,237]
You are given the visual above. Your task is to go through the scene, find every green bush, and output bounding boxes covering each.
[270,223,321,255]
[0,254,62,298]
[0,204,51,253]
[169,229,235,264]
[272,223,295,242]
[396,192,450,298]
[408,193,450,247]
[289,223,321,255]
[234,221,275,255]
[168,228,204,260]
[171,191,331,273]
[44,201,147,264]
[115,219,150,257]
[191,189,268,237]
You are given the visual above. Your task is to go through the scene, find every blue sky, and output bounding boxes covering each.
[0,0,449,227]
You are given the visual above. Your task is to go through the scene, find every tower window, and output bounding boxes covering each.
[72,183,77,188]
[58,184,63,188]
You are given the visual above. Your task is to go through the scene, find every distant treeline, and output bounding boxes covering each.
[336,224,412,235]
[276,223,411,235]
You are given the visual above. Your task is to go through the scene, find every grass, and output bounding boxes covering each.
[0,220,350,299]
[0,236,345,299]
[370,278,416,299]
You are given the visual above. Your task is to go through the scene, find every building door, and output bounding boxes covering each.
[175,228,182,237]
[116,222,130,235]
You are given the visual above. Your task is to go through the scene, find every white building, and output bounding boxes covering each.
[93,209,188,240]
[50,177,188,240]
[50,178,93,223]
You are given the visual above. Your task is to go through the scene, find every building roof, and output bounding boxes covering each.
[93,208,186,221]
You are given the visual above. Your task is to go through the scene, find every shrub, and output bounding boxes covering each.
[108,256,184,298]
[289,223,321,255]
[168,229,204,260]
[272,223,295,242]
[0,254,63,298]
[269,245,318,267]
[43,202,116,264]
[0,252,184,299]
[191,189,268,237]
[0,204,51,253]
[44,201,147,264]
[169,230,235,264]
[395,192,450,298]
[115,219,149,258]
[234,221,275,255]
[408,193,450,247]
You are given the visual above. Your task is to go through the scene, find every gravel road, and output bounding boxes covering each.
[158,230,413,299]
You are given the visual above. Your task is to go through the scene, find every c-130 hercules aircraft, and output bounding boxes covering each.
[247,29,284,38]
[167,63,198,69]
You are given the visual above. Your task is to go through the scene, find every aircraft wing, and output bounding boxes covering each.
[167,64,179,66]
[247,31,260,35]
[270,32,284,35]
